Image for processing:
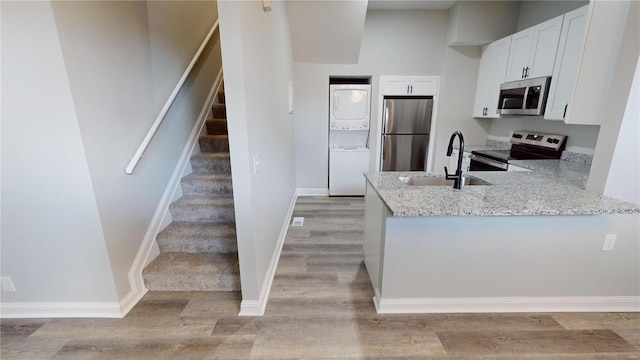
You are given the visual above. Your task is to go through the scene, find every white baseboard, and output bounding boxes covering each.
[0,302,123,319]
[296,188,329,196]
[123,69,224,316]
[239,191,298,316]
[375,296,640,314]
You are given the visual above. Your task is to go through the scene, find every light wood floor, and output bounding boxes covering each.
[2,196,639,359]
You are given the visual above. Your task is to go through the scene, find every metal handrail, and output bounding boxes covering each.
[125,19,220,174]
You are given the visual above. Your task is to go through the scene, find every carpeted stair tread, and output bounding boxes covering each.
[212,104,226,119]
[143,253,240,291]
[181,173,233,196]
[199,135,229,153]
[157,222,237,254]
[169,196,235,223]
[190,153,231,174]
[206,119,227,135]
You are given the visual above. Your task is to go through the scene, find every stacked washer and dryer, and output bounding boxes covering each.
[328,84,371,196]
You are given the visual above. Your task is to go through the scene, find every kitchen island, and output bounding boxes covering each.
[363,169,640,314]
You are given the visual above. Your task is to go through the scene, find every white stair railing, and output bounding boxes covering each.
[125,19,220,175]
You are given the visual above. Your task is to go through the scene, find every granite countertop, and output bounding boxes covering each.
[365,170,640,217]
[509,159,591,188]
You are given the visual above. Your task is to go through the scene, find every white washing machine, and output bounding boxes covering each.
[329,145,369,196]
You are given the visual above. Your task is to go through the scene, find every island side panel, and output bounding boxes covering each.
[378,213,639,312]
[363,182,390,303]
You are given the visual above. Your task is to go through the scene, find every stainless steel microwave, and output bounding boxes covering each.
[498,76,551,116]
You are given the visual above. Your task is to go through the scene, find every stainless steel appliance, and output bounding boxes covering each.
[381,96,433,171]
[469,130,567,171]
[498,76,552,116]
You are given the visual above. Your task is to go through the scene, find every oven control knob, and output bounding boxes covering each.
[331,122,336,128]
[363,122,368,128]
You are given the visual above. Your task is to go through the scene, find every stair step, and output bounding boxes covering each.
[212,103,226,119]
[199,135,229,153]
[143,253,240,291]
[169,196,235,223]
[157,222,237,254]
[217,91,225,104]
[181,174,233,196]
[190,153,231,174]
[206,119,227,135]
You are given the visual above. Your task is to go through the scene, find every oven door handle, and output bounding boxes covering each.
[469,154,509,171]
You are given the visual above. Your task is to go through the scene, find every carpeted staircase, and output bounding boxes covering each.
[142,85,240,291]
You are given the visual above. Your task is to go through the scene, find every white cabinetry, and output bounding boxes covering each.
[472,37,511,118]
[380,76,438,96]
[544,6,588,121]
[505,16,563,82]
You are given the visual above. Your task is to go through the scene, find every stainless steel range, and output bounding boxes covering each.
[469,130,567,171]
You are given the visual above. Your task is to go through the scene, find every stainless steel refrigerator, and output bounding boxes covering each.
[381,97,433,171]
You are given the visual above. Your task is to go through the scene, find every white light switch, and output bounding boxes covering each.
[602,234,617,251]
[1,277,16,292]
[253,154,260,175]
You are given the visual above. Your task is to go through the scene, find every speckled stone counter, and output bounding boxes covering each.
[510,159,591,188]
[364,170,640,217]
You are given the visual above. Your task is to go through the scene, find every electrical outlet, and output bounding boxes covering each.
[253,154,260,175]
[1,277,16,292]
[602,234,617,251]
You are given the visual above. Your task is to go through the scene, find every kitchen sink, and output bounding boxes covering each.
[398,175,492,187]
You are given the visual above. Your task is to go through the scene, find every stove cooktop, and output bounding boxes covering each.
[472,131,568,164]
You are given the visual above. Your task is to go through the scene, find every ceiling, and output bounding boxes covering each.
[367,0,457,10]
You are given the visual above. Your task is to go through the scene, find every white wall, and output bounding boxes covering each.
[1,0,220,308]
[517,0,590,31]
[50,1,220,299]
[294,10,449,189]
[604,59,639,205]
[1,1,118,303]
[587,0,639,193]
[432,46,490,172]
[287,0,367,64]
[447,1,520,46]
[217,0,296,307]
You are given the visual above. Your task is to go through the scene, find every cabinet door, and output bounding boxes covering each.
[528,16,563,78]
[545,6,588,121]
[505,16,562,82]
[381,80,410,95]
[473,37,511,118]
[505,31,533,82]
[473,44,495,117]
[486,37,511,117]
[410,78,438,95]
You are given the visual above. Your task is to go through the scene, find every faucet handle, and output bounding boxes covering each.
[444,166,454,180]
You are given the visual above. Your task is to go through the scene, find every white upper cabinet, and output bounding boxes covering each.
[473,36,511,118]
[380,76,439,96]
[544,6,589,121]
[505,16,563,82]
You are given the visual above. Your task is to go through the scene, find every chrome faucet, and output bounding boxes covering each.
[444,131,465,189]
